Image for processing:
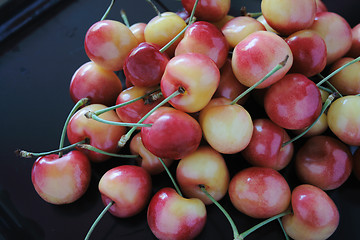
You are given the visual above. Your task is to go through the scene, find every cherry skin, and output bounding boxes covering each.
[175,21,229,68]
[328,57,360,95]
[232,31,293,89]
[261,0,316,36]
[181,0,231,22]
[264,73,322,130]
[84,20,138,71]
[327,95,360,146]
[67,104,127,162]
[281,184,340,240]
[129,132,174,175]
[176,145,230,205]
[315,0,328,12]
[346,23,360,58]
[123,42,169,87]
[241,118,294,171]
[31,151,91,204]
[147,187,207,240]
[161,53,220,113]
[285,30,327,77]
[98,165,152,218]
[129,22,146,43]
[141,107,202,160]
[292,112,328,138]
[69,61,122,106]
[295,135,353,190]
[228,167,291,219]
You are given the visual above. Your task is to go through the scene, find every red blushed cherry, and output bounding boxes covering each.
[285,30,327,77]
[98,165,152,218]
[141,107,202,160]
[161,53,220,113]
[67,104,127,162]
[181,0,231,22]
[315,0,328,13]
[241,118,294,171]
[129,132,174,175]
[84,20,138,71]
[264,73,322,130]
[123,42,169,87]
[115,86,164,124]
[147,187,207,240]
[129,22,146,43]
[228,167,291,219]
[175,21,229,69]
[31,151,91,205]
[282,184,339,240]
[69,61,122,106]
[295,135,353,190]
[346,23,360,58]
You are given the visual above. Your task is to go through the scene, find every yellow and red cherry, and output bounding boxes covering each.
[292,112,328,138]
[232,31,293,89]
[261,0,316,36]
[129,22,146,43]
[315,0,328,12]
[147,187,206,240]
[31,150,91,204]
[84,20,138,71]
[285,30,327,77]
[176,146,230,205]
[281,184,339,240]
[181,0,230,22]
[228,167,291,219]
[141,106,202,160]
[98,165,152,218]
[129,132,173,175]
[264,73,322,130]
[66,104,127,162]
[69,61,122,106]
[295,135,353,190]
[241,118,294,171]
[161,53,220,113]
[346,23,360,58]
[175,21,229,68]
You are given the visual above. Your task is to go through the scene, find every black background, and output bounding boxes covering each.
[1,0,360,239]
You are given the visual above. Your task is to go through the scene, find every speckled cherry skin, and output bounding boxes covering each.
[282,184,339,240]
[264,73,322,130]
[228,167,291,219]
[147,187,206,240]
[295,135,353,190]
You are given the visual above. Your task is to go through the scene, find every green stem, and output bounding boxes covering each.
[84,201,114,240]
[230,55,289,105]
[282,92,336,147]
[85,112,152,128]
[277,218,290,240]
[317,85,333,94]
[317,73,342,97]
[247,12,262,17]
[100,0,115,21]
[158,157,183,197]
[118,88,183,147]
[146,0,161,17]
[59,98,89,158]
[199,185,240,240]
[15,140,86,158]
[77,144,139,158]
[120,9,130,27]
[239,210,291,239]
[159,0,199,53]
[316,56,360,87]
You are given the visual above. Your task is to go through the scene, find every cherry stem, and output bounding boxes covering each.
[199,185,240,240]
[84,112,153,128]
[282,92,336,147]
[317,73,342,97]
[146,0,161,17]
[238,210,291,239]
[240,6,262,17]
[59,98,89,158]
[159,0,199,53]
[101,0,115,21]
[316,56,360,88]
[277,218,290,240]
[84,201,114,240]
[158,157,183,197]
[317,85,333,94]
[15,140,86,158]
[230,55,289,105]
[77,144,139,158]
[92,88,161,116]
[118,88,183,147]
[120,9,130,27]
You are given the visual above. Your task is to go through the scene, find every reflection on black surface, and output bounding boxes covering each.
[0,189,44,240]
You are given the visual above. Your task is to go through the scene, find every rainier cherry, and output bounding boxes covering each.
[181,0,230,22]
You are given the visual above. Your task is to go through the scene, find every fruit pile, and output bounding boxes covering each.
[17,0,360,239]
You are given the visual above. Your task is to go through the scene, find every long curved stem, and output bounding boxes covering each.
[84,201,114,240]
[77,144,139,158]
[85,112,152,128]
[158,157,183,197]
[100,0,115,21]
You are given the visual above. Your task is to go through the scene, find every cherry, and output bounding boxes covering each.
[129,22,147,43]
[181,0,231,22]
[346,23,360,58]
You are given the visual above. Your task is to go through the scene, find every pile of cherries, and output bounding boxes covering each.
[17,0,360,239]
